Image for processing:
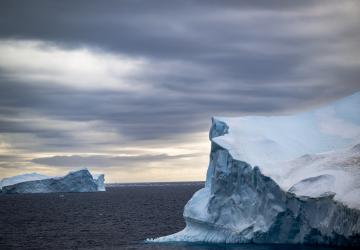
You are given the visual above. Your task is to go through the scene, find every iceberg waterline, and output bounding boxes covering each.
[0,169,105,193]
[149,93,360,245]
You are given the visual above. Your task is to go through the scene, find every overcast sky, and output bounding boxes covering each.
[0,1,359,182]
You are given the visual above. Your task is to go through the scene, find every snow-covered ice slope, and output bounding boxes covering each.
[1,169,106,193]
[0,173,49,188]
[150,92,360,246]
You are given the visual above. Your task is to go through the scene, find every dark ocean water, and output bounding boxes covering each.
[0,183,353,250]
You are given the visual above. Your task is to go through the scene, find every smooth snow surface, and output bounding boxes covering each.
[214,92,360,165]
[288,174,336,198]
[0,173,49,188]
[150,92,360,246]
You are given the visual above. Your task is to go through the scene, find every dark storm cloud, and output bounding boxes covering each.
[0,0,359,156]
[31,153,199,168]
[0,0,318,58]
[0,79,321,143]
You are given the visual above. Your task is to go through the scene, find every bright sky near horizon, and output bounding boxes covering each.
[0,1,359,182]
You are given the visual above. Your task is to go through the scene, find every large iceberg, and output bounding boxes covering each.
[151,92,360,246]
[1,169,105,194]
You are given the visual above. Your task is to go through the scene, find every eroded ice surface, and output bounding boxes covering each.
[1,169,106,193]
[150,92,360,245]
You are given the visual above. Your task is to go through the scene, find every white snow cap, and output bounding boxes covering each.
[0,173,48,188]
[213,92,360,208]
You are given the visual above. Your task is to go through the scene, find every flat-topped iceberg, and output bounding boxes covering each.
[1,169,105,194]
[150,92,360,246]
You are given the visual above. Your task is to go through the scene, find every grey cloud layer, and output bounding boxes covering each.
[31,154,199,168]
[0,1,360,173]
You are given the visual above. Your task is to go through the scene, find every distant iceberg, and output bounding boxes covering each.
[1,169,105,194]
[150,92,360,246]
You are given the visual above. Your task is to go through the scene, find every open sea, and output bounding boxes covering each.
[0,183,354,250]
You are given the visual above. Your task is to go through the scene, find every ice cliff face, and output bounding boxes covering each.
[151,113,360,245]
[93,174,106,191]
[1,169,106,194]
